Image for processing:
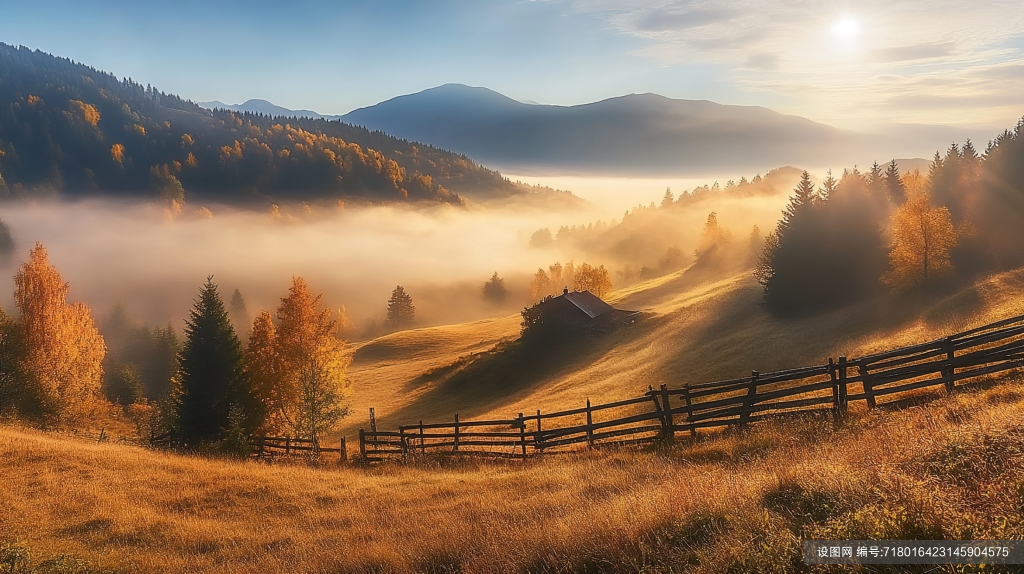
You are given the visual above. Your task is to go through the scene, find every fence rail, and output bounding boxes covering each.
[359,312,1024,462]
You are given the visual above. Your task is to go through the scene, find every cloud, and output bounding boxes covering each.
[867,42,957,63]
[571,0,1024,128]
[634,7,740,32]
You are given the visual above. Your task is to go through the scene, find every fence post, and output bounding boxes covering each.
[419,420,425,453]
[828,358,839,421]
[838,356,849,415]
[399,427,407,463]
[586,399,594,448]
[739,371,758,429]
[859,361,877,409]
[258,436,266,460]
[359,428,366,460]
[659,384,675,441]
[943,336,956,393]
[518,413,527,460]
[285,436,291,455]
[681,385,696,437]
[369,408,377,433]
[340,437,347,464]
[536,409,543,451]
[454,413,460,453]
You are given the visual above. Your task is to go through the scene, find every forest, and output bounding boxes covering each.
[0,43,523,206]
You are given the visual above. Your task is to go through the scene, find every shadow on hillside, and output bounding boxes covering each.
[374,316,665,427]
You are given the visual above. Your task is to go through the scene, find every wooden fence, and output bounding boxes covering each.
[359,312,1024,462]
[150,431,347,463]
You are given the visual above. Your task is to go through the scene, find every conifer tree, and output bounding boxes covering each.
[177,276,254,445]
[780,171,817,233]
[885,159,906,204]
[385,286,415,329]
[142,325,180,400]
[229,288,251,342]
[482,272,507,304]
[819,170,838,202]
[867,161,885,196]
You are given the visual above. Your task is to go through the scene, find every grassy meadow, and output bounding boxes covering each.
[5,263,1024,572]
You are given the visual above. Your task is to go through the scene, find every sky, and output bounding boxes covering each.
[2,0,1024,133]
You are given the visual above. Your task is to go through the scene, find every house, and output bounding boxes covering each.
[529,288,639,334]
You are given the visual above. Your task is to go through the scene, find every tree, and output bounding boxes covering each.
[177,276,254,445]
[781,171,818,231]
[661,187,674,207]
[385,286,415,330]
[819,169,838,202]
[275,277,351,442]
[482,272,507,304]
[229,288,251,342]
[104,363,143,405]
[14,243,105,422]
[529,268,552,300]
[883,172,958,291]
[573,263,613,297]
[885,159,906,204]
[245,310,286,434]
[694,212,733,259]
[142,325,180,400]
[0,307,42,421]
[528,228,554,249]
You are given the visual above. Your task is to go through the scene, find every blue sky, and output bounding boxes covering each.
[2,0,1023,131]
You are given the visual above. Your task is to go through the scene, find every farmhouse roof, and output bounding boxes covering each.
[562,290,615,319]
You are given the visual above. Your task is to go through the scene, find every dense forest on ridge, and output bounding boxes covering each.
[0,43,525,206]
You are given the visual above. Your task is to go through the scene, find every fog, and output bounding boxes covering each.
[0,175,796,337]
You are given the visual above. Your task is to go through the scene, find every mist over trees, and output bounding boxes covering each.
[0,43,518,206]
[385,286,416,330]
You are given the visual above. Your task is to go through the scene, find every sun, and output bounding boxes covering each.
[831,17,859,39]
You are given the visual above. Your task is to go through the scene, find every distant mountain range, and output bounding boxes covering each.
[204,85,946,176]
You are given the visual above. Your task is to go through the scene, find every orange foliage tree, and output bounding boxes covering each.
[13,243,105,421]
[883,171,958,291]
[251,278,351,442]
[573,263,613,297]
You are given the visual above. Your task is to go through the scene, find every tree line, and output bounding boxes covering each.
[756,119,1024,315]
[0,43,519,206]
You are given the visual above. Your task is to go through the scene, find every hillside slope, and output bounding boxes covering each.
[341,262,1024,437]
[0,44,524,205]
[340,84,887,176]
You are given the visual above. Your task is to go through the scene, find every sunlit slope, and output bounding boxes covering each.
[340,265,1024,438]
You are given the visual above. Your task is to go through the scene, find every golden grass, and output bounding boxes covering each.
[5,373,1024,573]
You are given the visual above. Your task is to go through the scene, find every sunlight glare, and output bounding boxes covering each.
[831,17,859,39]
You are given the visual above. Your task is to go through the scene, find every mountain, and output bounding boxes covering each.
[338,84,894,176]
[0,45,536,206]
[199,99,342,121]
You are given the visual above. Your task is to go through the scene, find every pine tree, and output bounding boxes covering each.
[661,188,674,208]
[482,272,507,304]
[867,161,885,196]
[229,288,251,342]
[885,159,906,204]
[142,325,180,400]
[104,363,143,405]
[819,169,838,202]
[385,286,415,329]
[780,171,817,234]
[177,276,254,445]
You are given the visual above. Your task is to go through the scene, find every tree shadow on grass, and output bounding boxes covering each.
[373,316,665,428]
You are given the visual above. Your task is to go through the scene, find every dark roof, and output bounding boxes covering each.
[561,290,615,319]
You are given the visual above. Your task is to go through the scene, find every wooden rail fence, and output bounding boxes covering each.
[359,312,1024,462]
[150,431,347,463]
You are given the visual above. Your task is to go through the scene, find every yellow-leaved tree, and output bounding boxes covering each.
[14,243,105,422]
[244,311,288,434]
[274,277,351,443]
[883,171,958,291]
[573,263,613,297]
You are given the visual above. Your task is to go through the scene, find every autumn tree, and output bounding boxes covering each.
[275,277,351,443]
[245,310,288,434]
[0,308,41,420]
[529,268,552,300]
[883,171,958,291]
[177,276,257,445]
[573,263,613,297]
[14,243,106,422]
[694,212,733,259]
[385,285,415,330]
[482,272,507,304]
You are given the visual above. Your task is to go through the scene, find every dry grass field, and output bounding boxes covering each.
[6,266,1024,573]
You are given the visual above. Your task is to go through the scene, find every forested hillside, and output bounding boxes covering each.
[0,44,521,205]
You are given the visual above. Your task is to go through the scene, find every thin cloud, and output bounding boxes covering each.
[634,7,740,32]
[868,42,957,63]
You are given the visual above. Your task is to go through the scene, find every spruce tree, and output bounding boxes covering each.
[385,286,415,330]
[779,170,817,235]
[885,159,906,204]
[867,161,885,196]
[177,276,255,445]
